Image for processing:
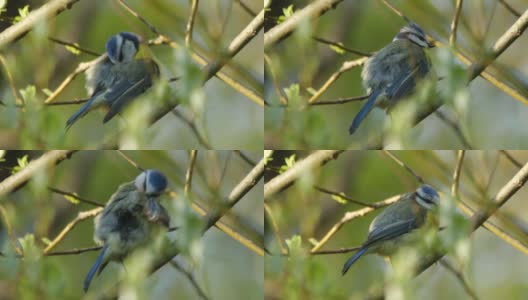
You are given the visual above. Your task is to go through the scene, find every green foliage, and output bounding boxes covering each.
[329,43,346,55]
[330,192,348,204]
[277,5,294,24]
[279,154,296,173]
[64,44,81,55]
[13,5,30,24]
[12,155,29,174]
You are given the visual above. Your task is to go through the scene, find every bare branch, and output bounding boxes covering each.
[264,151,344,201]
[0,0,82,50]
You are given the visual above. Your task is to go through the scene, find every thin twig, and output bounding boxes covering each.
[498,0,521,17]
[170,260,210,300]
[45,98,90,105]
[308,57,368,104]
[116,151,144,171]
[439,258,480,300]
[203,153,266,230]
[310,194,403,252]
[264,151,344,200]
[171,110,212,149]
[185,150,198,197]
[264,54,288,105]
[312,36,372,57]
[434,110,473,149]
[44,57,101,103]
[449,0,464,46]
[309,95,368,106]
[313,185,376,207]
[0,54,23,105]
[185,0,199,48]
[48,186,104,207]
[500,150,522,168]
[48,36,100,56]
[310,246,360,255]
[234,0,256,16]
[451,150,465,198]
[382,151,424,184]
[43,207,103,253]
[264,203,287,255]
[45,246,102,256]
[234,150,256,167]
[0,204,22,255]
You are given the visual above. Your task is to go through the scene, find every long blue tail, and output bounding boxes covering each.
[65,96,96,130]
[348,89,382,135]
[83,244,108,292]
[342,246,369,275]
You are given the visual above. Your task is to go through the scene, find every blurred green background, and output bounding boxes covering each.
[0,150,263,299]
[264,0,528,149]
[264,150,528,300]
[0,0,263,149]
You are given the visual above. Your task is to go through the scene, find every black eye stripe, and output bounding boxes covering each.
[417,193,434,204]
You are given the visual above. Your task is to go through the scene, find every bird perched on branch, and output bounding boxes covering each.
[66,32,159,129]
[349,23,435,135]
[342,184,440,275]
[83,169,170,292]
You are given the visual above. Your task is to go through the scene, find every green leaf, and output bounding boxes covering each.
[285,235,303,256]
[14,5,30,24]
[277,5,294,23]
[331,193,348,204]
[64,193,80,204]
[308,238,319,247]
[65,44,81,55]
[12,155,29,174]
[279,154,296,173]
[283,83,301,105]
[329,43,345,54]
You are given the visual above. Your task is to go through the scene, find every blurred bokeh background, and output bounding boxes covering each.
[264,0,528,149]
[264,150,528,300]
[0,150,263,299]
[0,0,263,149]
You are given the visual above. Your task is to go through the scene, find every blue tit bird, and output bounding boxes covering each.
[66,32,160,129]
[83,169,170,292]
[342,184,440,275]
[349,23,435,135]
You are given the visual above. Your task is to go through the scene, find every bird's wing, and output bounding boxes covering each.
[100,183,136,218]
[386,51,430,102]
[103,76,152,123]
[364,218,418,248]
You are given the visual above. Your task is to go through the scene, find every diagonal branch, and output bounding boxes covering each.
[264,150,344,201]
[0,0,82,50]
[0,151,75,199]
[264,0,345,49]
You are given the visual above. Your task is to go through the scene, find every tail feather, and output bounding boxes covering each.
[65,97,96,130]
[349,89,382,135]
[83,244,108,292]
[342,246,369,275]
